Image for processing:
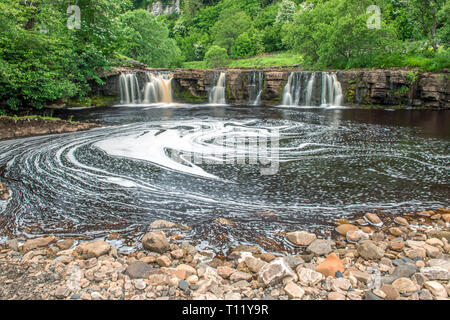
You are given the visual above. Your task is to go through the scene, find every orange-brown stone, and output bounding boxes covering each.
[336,224,358,235]
[315,253,345,278]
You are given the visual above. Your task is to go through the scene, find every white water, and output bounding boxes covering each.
[282,71,344,107]
[119,72,174,105]
[248,71,264,106]
[209,72,227,104]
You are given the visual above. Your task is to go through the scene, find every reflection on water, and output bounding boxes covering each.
[0,105,448,252]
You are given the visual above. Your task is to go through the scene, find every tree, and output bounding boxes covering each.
[275,0,296,24]
[119,9,182,68]
[183,0,203,20]
[204,45,228,67]
[437,1,450,46]
[230,30,264,58]
[211,7,252,53]
[282,0,398,68]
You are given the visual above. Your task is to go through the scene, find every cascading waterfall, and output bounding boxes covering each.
[119,73,141,104]
[209,71,227,104]
[143,72,173,104]
[248,71,264,106]
[282,71,344,106]
[119,72,174,105]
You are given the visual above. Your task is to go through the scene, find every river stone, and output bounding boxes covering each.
[307,239,332,256]
[6,239,19,251]
[424,281,448,298]
[125,262,158,279]
[364,213,383,226]
[284,282,305,299]
[335,224,358,235]
[381,284,400,300]
[381,264,418,284]
[244,256,267,273]
[328,292,346,300]
[286,231,316,246]
[20,236,57,253]
[364,292,384,300]
[74,240,110,259]
[428,259,450,272]
[258,258,297,286]
[420,266,449,280]
[54,286,71,299]
[392,278,417,293]
[297,267,324,286]
[230,271,252,282]
[282,255,304,269]
[217,266,236,279]
[150,219,177,229]
[389,227,403,237]
[394,217,409,226]
[315,253,345,278]
[426,238,444,247]
[156,255,171,267]
[142,231,169,253]
[419,289,434,300]
[357,240,385,260]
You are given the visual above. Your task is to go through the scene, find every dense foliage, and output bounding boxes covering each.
[1,0,449,111]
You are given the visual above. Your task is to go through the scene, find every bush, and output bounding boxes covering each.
[230,31,263,58]
[204,45,229,68]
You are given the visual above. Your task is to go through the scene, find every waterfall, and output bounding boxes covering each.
[119,72,173,105]
[282,71,344,106]
[209,72,227,104]
[248,71,264,106]
[143,72,173,104]
[119,73,141,104]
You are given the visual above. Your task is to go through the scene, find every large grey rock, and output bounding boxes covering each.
[357,240,385,260]
[243,256,267,273]
[258,258,297,286]
[142,231,169,253]
[381,264,418,284]
[307,239,332,256]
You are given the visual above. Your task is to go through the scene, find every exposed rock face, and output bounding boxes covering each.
[150,0,180,16]
[97,68,449,108]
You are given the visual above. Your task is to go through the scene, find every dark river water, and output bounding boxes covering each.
[0,105,449,253]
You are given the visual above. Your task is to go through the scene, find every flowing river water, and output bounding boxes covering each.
[0,105,449,253]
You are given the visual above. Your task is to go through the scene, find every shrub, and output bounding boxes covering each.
[204,45,229,68]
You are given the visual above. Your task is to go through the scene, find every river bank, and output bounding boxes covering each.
[0,116,102,141]
[0,208,449,300]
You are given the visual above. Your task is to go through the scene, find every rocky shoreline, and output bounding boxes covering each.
[0,208,449,300]
[0,116,102,141]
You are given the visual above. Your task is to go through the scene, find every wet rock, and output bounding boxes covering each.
[392,278,417,293]
[307,239,332,256]
[420,267,449,280]
[394,217,409,226]
[357,240,385,260]
[258,258,297,286]
[336,224,358,235]
[297,267,324,286]
[389,227,403,237]
[0,182,9,200]
[260,253,276,263]
[20,236,57,253]
[315,253,345,278]
[74,240,110,259]
[214,218,235,226]
[284,282,305,299]
[364,213,383,226]
[142,231,170,253]
[150,220,177,229]
[346,230,368,243]
[286,231,316,246]
[424,281,448,298]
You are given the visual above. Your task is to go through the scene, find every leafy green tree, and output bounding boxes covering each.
[275,0,296,24]
[204,45,228,67]
[437,1,450,46]
[211,7,252,53]
[409,0,446,50]
[183,0,203,20]
[283,0,398,68]
[119,9,182,67]
[230,30,264,58]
